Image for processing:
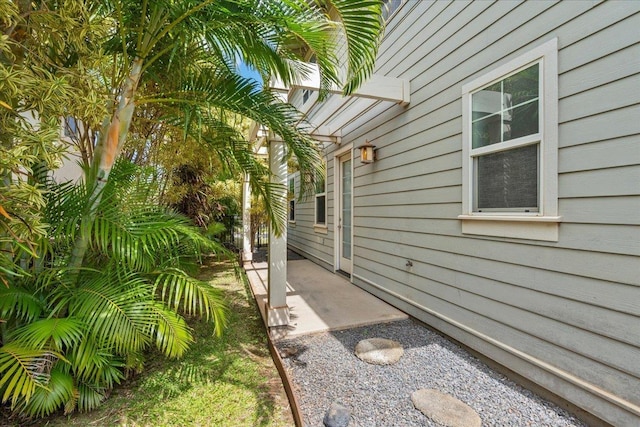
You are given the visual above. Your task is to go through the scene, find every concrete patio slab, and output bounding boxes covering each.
[244,257,408,339]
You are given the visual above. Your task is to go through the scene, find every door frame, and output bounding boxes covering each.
[333,144,354,276]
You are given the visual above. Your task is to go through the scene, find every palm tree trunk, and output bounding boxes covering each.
[68,57,144,272]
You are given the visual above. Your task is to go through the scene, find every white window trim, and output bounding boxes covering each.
[314,224,328,234]
[459,38,561,241]
[383,0,405,22]
[288,176,296,224]
[332,143,354,271]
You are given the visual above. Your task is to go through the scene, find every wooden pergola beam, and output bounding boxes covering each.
[270,61,410,106]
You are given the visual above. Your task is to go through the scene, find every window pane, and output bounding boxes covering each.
[341,157,351,259]
[289,200,295,221]
[472,113,501,148]
[472,63,540,148]
[342,226,351,259]
[316,171,325,194]
[475,144,538,211]
[64,116,78,137]
[382,0,402,21]
[504,64,538,107]
[316,195,326,224]
[504,100,539,141]
[472,81,502,148]
[472,82,502,118]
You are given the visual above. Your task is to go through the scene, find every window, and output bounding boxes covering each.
[315,167,326,226]
[302,89,312,104]
[460,39,560,241]
[63,116,79,138]
[471,63,540,212]
[382,0,403,21]
[288,177,295,222]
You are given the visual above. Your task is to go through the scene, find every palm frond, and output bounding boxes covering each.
[10,318,86,352]
[0,285,44,323]
[153,269,227,335]
[320,0,383,95]
[64,337,124,388]
[68,271,155,355]
[13,366,75,417]
[148,302,193,358]
[75,381,109,412]
[0,343,59,407]
[145,69,322,234]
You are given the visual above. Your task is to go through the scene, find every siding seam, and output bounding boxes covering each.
[354,260,640,350]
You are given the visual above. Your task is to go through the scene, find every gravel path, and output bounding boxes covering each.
[276,319,587,427]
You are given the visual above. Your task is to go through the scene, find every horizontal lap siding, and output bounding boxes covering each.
[355,244,639,392]
[287,170,334,269]
[317,1,639,425]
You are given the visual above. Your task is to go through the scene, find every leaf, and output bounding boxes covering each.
[14,366,75,417]
[337,0,384,94]
[65,337,124,388]
[0,343,58,408]
[0,205,11,220]
[68,272,155,356]
[153,269,228,335]
[11,318,86,352]
[149,302,193,358]
[75,382,108,412]
[0,286,44,322]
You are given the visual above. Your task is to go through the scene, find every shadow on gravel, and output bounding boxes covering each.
[275,318,587,427]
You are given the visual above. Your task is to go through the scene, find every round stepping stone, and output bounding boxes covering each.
[411,389,481,427]
[323,401,351,427]
[354,338,404,365]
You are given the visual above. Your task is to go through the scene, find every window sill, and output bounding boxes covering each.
[314,225,328,234]
[288,220,296,227]
[458,215,562,241]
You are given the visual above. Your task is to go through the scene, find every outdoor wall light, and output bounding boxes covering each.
[357,140,377,164]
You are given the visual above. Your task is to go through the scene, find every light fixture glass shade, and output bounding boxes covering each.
[358,140,376,164]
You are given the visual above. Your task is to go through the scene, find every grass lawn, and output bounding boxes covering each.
[2,259,293,427]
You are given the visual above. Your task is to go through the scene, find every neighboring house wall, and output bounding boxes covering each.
[52,116,84,183]
[289,1,640,425]
[52,151,83,183]
[16,112,83,183]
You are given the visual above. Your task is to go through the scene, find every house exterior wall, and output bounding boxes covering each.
[288,159,335,271]
[288,1,640,425]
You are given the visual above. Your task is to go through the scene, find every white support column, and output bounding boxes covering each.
[241,173,252,265]
[267,138,289,327]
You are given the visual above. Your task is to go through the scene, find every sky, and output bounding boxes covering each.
[237,61,263,88]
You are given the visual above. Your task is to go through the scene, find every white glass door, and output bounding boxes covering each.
[338,153,352,274]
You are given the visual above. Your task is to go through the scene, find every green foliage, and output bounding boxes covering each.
[0,0,384,419]
[165,162,243,232]
[32,261,290,426]
[0,0,108,283]
[80,0,383,238]
[0,161,227,418]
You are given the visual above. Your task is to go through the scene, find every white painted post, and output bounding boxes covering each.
[267,138,289,327]
[241,173,253,264]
